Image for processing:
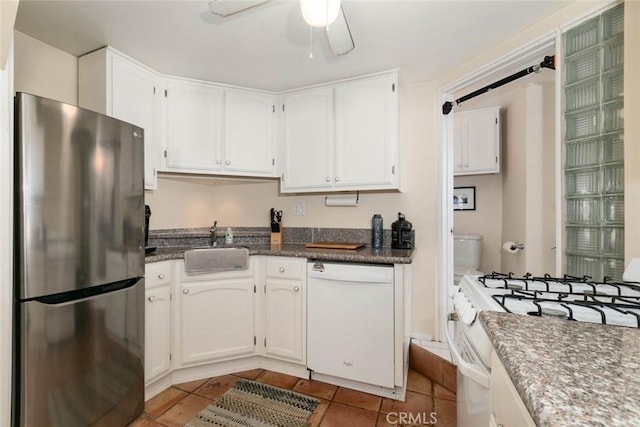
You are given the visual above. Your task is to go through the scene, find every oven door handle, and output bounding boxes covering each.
[444,319,490,388]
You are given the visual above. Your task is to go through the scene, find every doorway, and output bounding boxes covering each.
[436,32,560,340]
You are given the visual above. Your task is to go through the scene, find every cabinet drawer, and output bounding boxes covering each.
[266,257,305,280]
[146,261,173,289]
[179,259,254,282]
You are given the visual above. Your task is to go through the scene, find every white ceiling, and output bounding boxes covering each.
[15,0,572,91]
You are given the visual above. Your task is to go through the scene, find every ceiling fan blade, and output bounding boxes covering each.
[208,0,271,17]
[325,6,355,56]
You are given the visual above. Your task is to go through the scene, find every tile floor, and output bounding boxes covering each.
[129,369,456,426]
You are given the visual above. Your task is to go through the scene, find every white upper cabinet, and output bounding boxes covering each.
[162,79,277,177]
[164,78,224,172]
[78,47,161,190]
[334,74,398,188]
[281,88,333,191]
[281,71,399,193]
[224,89,276,176]
[453,107,501,175]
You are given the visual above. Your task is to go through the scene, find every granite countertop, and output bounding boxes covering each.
[480,311,640,426]
[145,243,414,265]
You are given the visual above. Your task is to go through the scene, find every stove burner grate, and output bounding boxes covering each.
[491,293,640,328]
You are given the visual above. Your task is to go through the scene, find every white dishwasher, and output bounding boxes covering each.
[307,261,395,388]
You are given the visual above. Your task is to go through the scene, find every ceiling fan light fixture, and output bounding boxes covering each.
[300,0,341,27]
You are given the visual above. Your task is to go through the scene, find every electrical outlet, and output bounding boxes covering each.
[293,202,306,216]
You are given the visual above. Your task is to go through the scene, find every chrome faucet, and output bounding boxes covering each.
[210,220,218,247]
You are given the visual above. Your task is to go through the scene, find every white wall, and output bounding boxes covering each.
[453,174,502,274]
[13,31,77,105]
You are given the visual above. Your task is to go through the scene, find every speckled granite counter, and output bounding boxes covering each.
[145,244,414,264]
[480,311,640,426]
[145,227,415,264]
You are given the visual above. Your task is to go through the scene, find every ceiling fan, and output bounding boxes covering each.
[207,0,355,56]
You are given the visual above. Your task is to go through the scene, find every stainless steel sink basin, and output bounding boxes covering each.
[184,247,249,274]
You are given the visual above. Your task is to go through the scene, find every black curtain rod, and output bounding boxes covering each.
[442,55,556,115]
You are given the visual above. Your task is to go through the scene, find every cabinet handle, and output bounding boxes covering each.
[334,177,340,182]
[279,267,285,273]
[325,177,331,182]
[183,289,189,294]
[342,361,353,366]
[158,274,165,280]
[293,286,300,292]
[216,160,222,164]
[225,160,231,165]
[147,295,155,302]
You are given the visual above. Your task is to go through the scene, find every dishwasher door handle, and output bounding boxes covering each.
[308,273,393,284]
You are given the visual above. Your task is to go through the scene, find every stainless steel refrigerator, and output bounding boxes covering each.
[13,93,145,426]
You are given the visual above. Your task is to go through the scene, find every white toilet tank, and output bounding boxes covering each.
[454,234,483,284]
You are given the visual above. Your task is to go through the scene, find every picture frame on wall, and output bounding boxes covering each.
[453,186,476,211]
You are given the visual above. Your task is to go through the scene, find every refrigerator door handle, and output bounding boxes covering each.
[28,277,143,305]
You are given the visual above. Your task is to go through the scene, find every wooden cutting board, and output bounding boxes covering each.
[305,242,366,250]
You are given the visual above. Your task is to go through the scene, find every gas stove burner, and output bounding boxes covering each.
[540,308,568,319]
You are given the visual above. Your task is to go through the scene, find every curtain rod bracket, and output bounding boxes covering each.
[442,101,454,115]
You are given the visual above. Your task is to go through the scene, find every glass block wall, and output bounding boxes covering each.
[563,4,624,281]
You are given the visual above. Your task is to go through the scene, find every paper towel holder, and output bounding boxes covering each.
[325,191,359,207]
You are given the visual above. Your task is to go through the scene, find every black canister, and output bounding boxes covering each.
[392,212,413,249]
[371,214,383,249]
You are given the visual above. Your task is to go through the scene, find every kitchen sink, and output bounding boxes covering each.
[184,247,249,274]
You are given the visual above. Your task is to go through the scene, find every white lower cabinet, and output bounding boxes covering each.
[145,261,173,384]
[264,257,306,363]
[177,261,255,366]
[490,352,536,427]
[144,256,407,401]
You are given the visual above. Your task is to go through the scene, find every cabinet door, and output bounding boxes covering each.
[145,285,171,384]
[454,107,500,175]
[111,54,159,190]
[265,279,304,362]
[224,90,275,176]
[490,353,536,427]
[282,88,333,192]
[179,278,254,365]
[165,79,224,171]
[334,74,398,189]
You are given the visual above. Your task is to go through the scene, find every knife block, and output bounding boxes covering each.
[270,224,283,245]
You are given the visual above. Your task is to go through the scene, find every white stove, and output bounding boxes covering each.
[447,271,640,427]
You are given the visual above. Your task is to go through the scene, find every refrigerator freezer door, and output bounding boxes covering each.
[15,93,145,299]
[17,279,144,426]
